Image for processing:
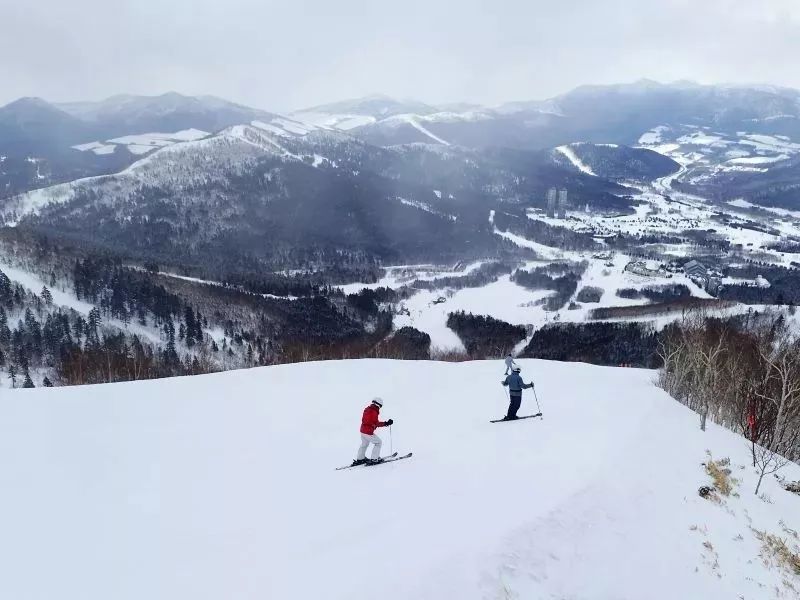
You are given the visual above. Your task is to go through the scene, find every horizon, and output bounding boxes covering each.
[4,77,800,116]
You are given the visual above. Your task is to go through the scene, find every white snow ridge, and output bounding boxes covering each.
[555,144,596,175]
[0,359,797,599]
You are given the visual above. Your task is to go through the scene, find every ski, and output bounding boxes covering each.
[365,452,412,466]
[490,413,542,423]
[335,452,398,471]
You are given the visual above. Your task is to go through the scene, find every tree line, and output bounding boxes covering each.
[657,312,800,493]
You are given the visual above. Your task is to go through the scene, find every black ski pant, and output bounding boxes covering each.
[506,394,522,419]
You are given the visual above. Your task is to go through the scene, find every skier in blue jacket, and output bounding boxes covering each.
[501,366,534,420]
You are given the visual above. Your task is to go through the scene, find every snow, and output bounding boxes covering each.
[677,132,727,146]
[493,228,564,259]
[109,130,208,147]
[555,144,596,176]
[0,260,163,345]
[398,198,456,221]
[390,115,450,145]
[127,144,157,155]
[0,359,797,600]
[72,130,209,156]
[728,198,755,209]
[91,144,116,155]
[250,120,293,138]
[72,141,106,152]
[336,261,489,296]
[267,117,317,136]
[728,154,789,165]
[638,126,669,145]
[288,111,376,130]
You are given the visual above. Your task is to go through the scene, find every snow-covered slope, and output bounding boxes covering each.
[1,360,797,600]
[555,144,596,175]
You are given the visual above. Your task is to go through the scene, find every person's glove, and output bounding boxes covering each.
[386,419,394,426]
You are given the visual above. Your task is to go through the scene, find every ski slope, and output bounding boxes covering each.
[0,360,798,600]
[555,144,596,175]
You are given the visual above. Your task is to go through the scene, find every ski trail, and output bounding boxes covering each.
[407,116,450,145]
[555,145,596,176]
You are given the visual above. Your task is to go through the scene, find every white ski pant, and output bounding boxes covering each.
[357,433,382,460]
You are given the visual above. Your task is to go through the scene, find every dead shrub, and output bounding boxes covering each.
[754,530,800,576]
[705,455,735,496]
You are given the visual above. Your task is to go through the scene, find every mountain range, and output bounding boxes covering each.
[2,80,800,278]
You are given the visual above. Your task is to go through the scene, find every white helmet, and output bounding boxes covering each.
[371,397,384,408]
[512,366,521,373]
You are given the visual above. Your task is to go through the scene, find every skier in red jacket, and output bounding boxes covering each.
[352,397,393,466]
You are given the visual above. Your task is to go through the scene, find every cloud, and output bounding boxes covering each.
[1,0,799,110]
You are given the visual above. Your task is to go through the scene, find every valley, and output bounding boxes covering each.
[1,81,800,387]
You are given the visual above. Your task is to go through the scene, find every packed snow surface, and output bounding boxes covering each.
[0,360,797,600]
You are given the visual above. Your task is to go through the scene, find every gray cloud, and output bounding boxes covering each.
[2,0,799,111]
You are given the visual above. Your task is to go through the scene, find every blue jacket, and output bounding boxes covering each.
[503,373,533,394]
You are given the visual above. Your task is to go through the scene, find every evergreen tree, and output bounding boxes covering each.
[87,307,102,344]
[22,370,34,388]
[165,318,178,366]
[8,364,17,388]
[184,306,196,347]
[41,286,53,306]
[42,376,53,387]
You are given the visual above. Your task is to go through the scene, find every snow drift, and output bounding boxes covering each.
[0,359,798,599]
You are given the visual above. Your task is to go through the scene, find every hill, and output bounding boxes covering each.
[0,359,798,599]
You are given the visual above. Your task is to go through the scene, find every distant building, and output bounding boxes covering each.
[557,189,568,219]
[546,188,557,218]
[683,260,723,294]
[625,260,670,278]
[706,277,723,296]
[683,260,707,279]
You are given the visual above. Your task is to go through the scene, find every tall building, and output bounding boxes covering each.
[546,188,557,218]
[557,189,568,219]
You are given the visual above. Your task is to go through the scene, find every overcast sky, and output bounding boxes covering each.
[2,0,800,111]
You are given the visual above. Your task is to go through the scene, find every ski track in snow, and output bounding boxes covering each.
[402,116,450,145]
[555,144,596,176]
[0,360,796,599]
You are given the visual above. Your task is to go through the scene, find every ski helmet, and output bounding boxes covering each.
[371,397,384,408]
[512,366,521,373]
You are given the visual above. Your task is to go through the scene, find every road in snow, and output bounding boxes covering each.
[0,359,797,599]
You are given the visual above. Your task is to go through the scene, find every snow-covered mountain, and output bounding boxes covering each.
[301,82,800,150]
[0,93,282,199]
[1,358,797,599]
[57,92,279,139]
[3,112,635,273]
[291,93,440,129]
[0,97,92,153]
[553,142,681,181]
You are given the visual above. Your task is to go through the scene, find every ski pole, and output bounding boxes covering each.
[389,424,393,455]
[533,386,543,418]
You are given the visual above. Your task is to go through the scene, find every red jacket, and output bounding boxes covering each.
[360,405,387,435]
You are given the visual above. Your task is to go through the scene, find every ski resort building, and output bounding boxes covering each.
[557,189,568,219]
[624,260,670,278]
[683,260,707,279]
[546,188,557,218]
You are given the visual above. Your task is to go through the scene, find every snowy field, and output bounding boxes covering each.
[72,129,209,155]
[342,251,715,351]
[0,359,797,600]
